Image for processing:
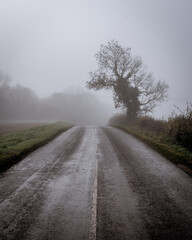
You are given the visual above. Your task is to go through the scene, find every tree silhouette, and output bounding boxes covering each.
[86,40,169,121]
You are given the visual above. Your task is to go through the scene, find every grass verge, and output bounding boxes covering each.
[113,125,192,175]
[0,122,73,173]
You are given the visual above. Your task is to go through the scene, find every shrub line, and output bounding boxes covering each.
[113,125,192,176]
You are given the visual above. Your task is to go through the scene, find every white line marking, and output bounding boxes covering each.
[89,159,98,240]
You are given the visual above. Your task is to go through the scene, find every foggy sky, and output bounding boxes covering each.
[0,0,192,118]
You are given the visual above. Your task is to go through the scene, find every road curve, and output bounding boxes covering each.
[0,126,192,240]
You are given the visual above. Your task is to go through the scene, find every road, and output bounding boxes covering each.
[0,126,192,240]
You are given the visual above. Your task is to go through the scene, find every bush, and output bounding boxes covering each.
[109,103,192,153]
[137,116,166,134]
[108,113,128,126]
[166,103,192,151]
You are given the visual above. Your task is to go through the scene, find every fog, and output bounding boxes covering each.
[0,76,114,125]
[0,0,192,122]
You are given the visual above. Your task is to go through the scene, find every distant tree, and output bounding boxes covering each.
[0,71,11,94]
[0,72,12,119]
[86,40,169,121]
[0,72,41,120]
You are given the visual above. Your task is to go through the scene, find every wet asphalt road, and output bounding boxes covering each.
[0,126,192,240]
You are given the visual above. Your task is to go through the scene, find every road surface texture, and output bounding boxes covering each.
[0,126,192,240]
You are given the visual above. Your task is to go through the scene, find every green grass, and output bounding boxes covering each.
[113,125,192,174]
[0,122,73,172]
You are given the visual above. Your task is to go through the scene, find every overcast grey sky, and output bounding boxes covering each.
[0,0,192,118]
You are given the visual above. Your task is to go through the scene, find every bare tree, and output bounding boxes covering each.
[86,40,169,121]
[0,72,12,119]
[0,71,11,94]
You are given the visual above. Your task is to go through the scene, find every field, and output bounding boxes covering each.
[0,122,72,172]
[0,121,49,136]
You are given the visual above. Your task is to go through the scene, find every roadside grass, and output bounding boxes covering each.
[0,121,49,136]
[0,122,73,172]
[113,125,192,175]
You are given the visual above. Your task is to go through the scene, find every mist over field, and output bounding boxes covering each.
[0,0,192,122]
[0,79,113,125]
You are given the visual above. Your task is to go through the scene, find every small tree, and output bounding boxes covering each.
[86,40,168,121]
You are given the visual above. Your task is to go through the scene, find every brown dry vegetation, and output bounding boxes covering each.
[109,103,192,173]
